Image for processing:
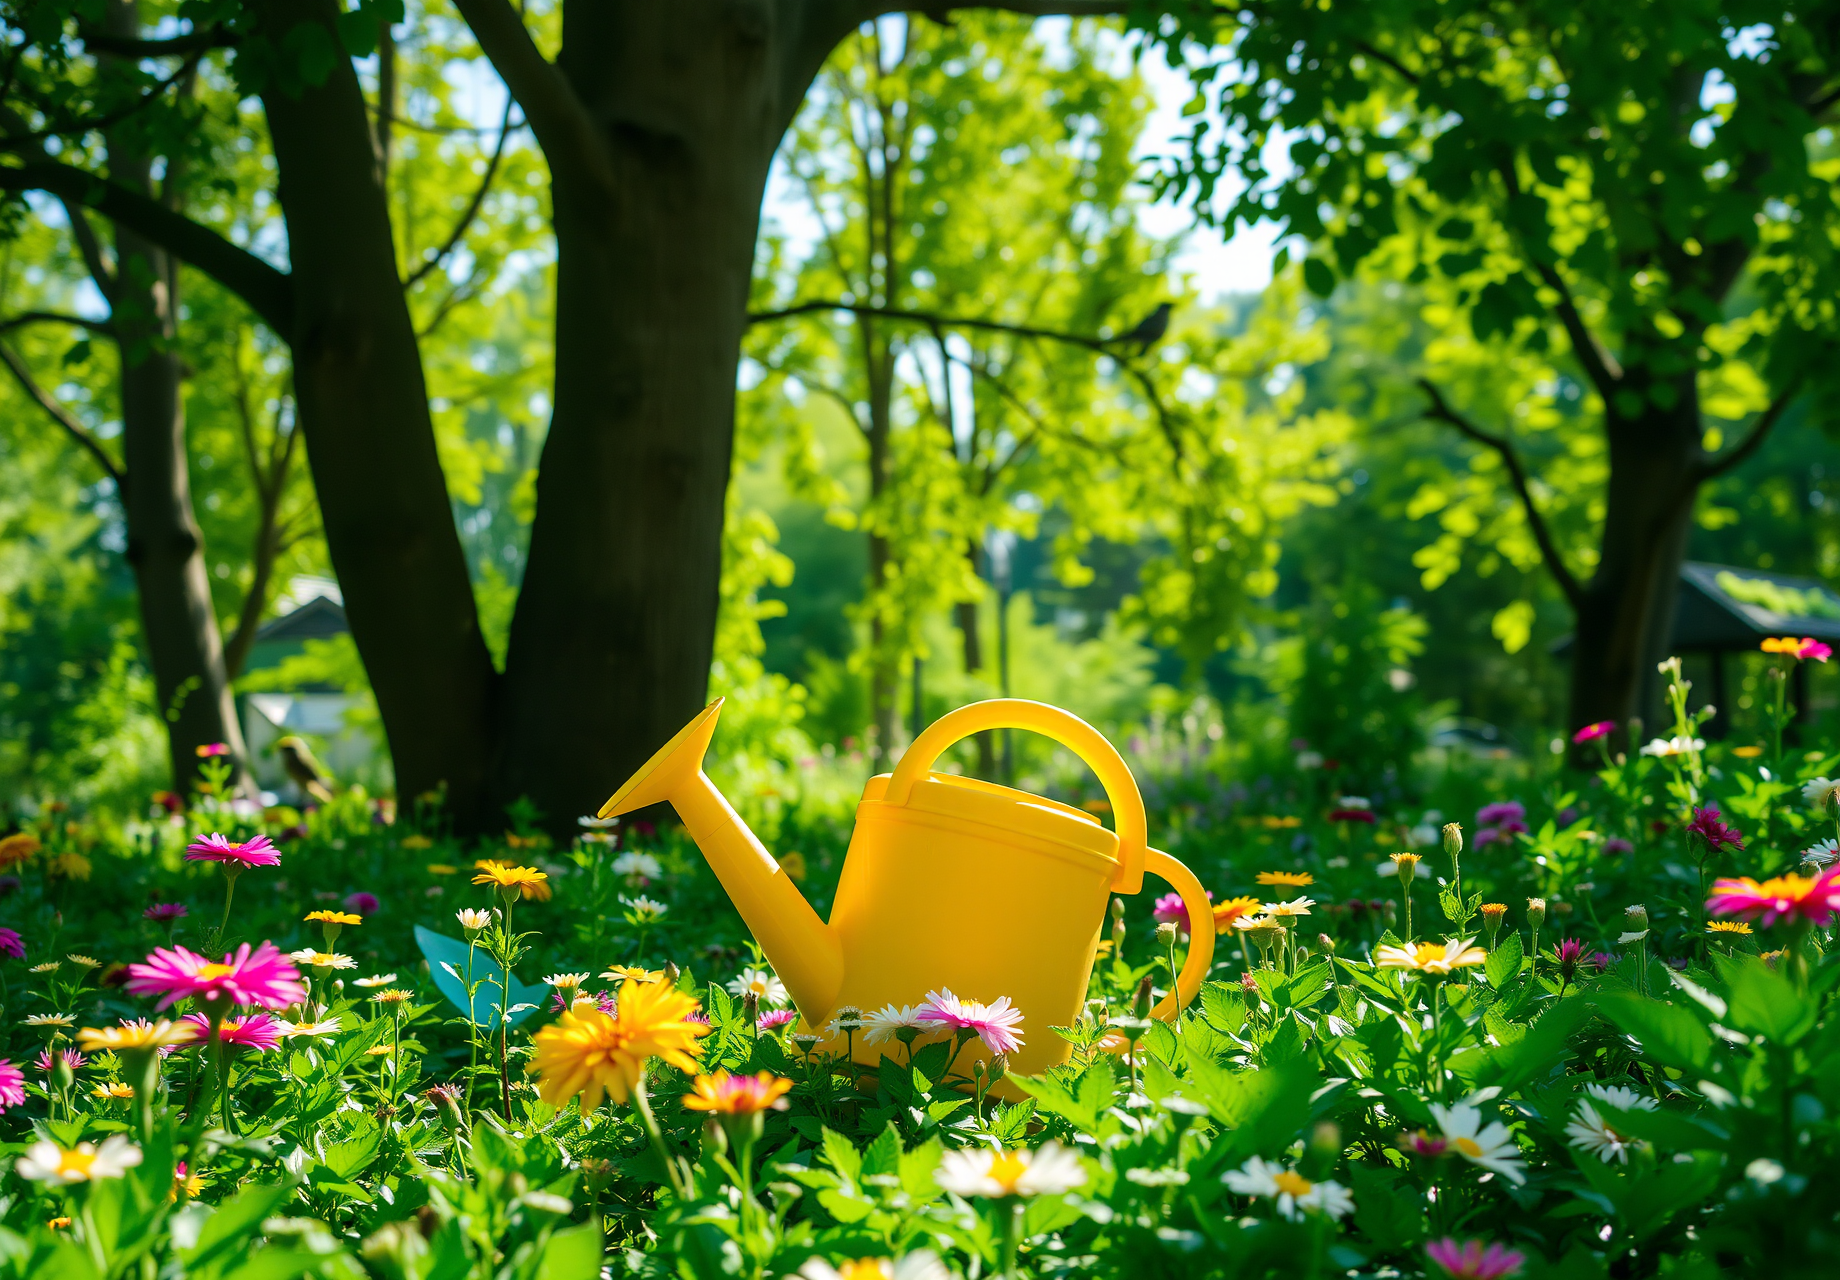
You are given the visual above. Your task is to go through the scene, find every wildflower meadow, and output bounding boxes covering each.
[0,645,1836,1279]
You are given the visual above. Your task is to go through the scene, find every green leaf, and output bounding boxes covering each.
[898,1137,943,1201]
[819,1126,861,1186]
[181,1183,295,1269]
[1303,257,1336,297]
[1485,932,1524,989]
[1595,994,1713,1072]
[1283,959,1334,1009]
[1724,959,1816,1044]
[534,1223,601,1280]
[862,1122,901,1178]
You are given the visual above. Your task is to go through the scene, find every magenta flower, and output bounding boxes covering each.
[0,1061,22,1111]
[143,903,188,922]
[183,1012,282,1053]
[1707,867,1840,927]
[1571,721,1615,744]
[757,1009,798,1032]
[1587,951,1618,974]
[1796,639,1833,662]
[0,927,22,960]
[34,1048,83,1074]
[1686,807,1743,853]
[1604,838,1634,855]
[1476,800,1526,827]
[1152,888,1213,937]
[917,987,1026,1056]
[1328,807,1377,824]
[194,742,230,758]
[343,892,379,916]
[126,942,308,1012]
[1426,1238,1527,1279]
[184,833,280,868]
[1552,938,1583,982]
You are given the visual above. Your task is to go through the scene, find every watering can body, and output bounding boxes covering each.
[599,699,1214,1079]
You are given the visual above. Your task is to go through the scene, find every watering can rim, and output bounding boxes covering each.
[858,770,1122,868]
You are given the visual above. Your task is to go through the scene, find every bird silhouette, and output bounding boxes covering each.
[276,736,334,805]
[1117,302,1172,354]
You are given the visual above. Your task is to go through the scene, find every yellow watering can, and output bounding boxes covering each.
[598,698,1215,1078]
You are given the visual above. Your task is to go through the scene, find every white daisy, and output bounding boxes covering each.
[1566,1102,1643,1164]
[1803,777,1840,811]
[455,908,494,931]
[621,895,667,921]
[16,1136,142,1184]
[725,968,787,1008]
[798,1252,951,1280]
[1222,1156,1355,1221]
[860,1003,925,1044]
[353,973,399,988]
[612,852,663,879]
[24,1013,76,1028]
[1430,1103,1527,1185]
[935,1142,1085,1198]
[1583,1083,1657,1112]
[1262,897,1316,918]
[278,1018,343,1039]
[1640,736,1704,758]
[1801,837,1839,869]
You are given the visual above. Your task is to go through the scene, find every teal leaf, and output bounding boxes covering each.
[414,925,546,1028]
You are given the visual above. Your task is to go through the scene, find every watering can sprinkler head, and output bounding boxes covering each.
[598,698,726,821]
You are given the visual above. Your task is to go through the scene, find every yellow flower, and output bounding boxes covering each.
[1256,870,1314,888]
[304,911,363,927]
[682,1070,793,1115]
[1479,903,1508,920]
[779,851,808,881]
[399,834,433,850]
[77,1021,198,1053]
[1731,745,1764,759]
[1707,920,1752,935]
[0,832,40,868]
[66,954,100,970]
[1761,637,1800,654]
[47,1217,72,1230]
[427,863,459,876]
[47,852,91,881]
[473,861,551,900]
[1212,894,1263,929]
[1375,939,1487,974]
[527,980,706,1113]
[91,1083,134,1101]
[601,964,664,984]
[370,989,413,1005]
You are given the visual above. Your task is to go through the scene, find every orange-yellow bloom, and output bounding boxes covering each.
[1257,870,1314,888]
[527,980,705,1113]
[473,860,552,900]
[1212,895,1263,929]
[304,910,362,927]
[682,1070,793,1115]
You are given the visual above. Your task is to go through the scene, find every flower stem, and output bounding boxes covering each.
[218,870,238,940]
[630,1076,688,1197]
[999,1198,1024,1279]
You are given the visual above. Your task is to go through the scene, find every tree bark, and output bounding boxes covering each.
[482,1,865,827]
[256,0,498,824]
[102,0,252,794]
[1564,375,1705,744]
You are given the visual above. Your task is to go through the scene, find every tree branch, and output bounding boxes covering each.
[78,26,238,57]
[60,201,116,299]
[404,101,519,289]
[1697,384,1798,483]
[448,0,611,191]
[0,310,114,338]
[0,52,205,153]
[1419,377,1583,609]
[1495,163,1624,402]
[0,160,293,333]
[0,339,126,490]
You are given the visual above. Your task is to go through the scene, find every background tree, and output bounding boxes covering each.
[1156,0,1840,738]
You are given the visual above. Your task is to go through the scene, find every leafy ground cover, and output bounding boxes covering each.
[0,649,1838,1279]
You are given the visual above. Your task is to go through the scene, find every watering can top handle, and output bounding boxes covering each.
[884,699,1146,893]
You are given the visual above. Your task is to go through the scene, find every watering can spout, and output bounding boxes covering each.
[599,699,843,1022]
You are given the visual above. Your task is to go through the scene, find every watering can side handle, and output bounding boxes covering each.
[1141,847,1215,1023]
[884,699,1147,894]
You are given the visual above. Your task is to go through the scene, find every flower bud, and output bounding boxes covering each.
[661,961,680,986]
[1442,823,1464,857]
[1390,852,1420,886]
[1317,933,1337,954]
[742,992,760,1026]
[1110,897,1126,922]
[1154,922,1177,947]
[1132,974,1154,1020]
[1624,903,1648,929]
[1526,897,1547,927]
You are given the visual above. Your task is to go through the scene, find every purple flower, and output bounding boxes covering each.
[1686,807,1743,853]
[184,833,281,868]
[0,927,22,960]
[1473,827,1502,848]
[343,892,380,916]
[143,903,188,922]
[1476,801,1526,827]
[1552,938,1583,982]
[1587,951,1618,974]
[757,1009,798,1032]
[1571,721,1615,744]
[1604,838,1634,855]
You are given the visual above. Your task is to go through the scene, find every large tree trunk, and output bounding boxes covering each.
[1565,379,1705,743]
[257,0,499,826]
[486,3,854,828]
[104,0,252,794]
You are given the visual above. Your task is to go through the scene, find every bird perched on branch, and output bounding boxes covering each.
[1117,302,1171,354]
[276,736,334,805]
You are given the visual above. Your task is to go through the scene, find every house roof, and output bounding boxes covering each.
[253,594,349,643]
[1674,562,1840,648]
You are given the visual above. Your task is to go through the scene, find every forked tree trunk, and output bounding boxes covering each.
[1565,378,1705,744]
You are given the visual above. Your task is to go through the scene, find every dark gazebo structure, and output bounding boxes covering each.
[1667,562,1840,734]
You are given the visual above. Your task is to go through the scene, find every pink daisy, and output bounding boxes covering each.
[183,833,281,868]
[1426,1238,1527,1279]
[1686,807,1743,853]
[0,1060,23,1110]
[1571,721,1615,744]
[1707,867,1840,928]
[756,1009,798,1032]
[126,942,308,1011]
[0,927,21,959]
[182,1012,282,1053]
[143,903,188,922]
[917,988,1026,1056]
[34,1048,83,1074]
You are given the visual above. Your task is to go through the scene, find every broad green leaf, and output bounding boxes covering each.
[1485,932,1524,989]
[1724,959,1816,1045]
[1595,994,1713,1073]
[819,1126,861,1186]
